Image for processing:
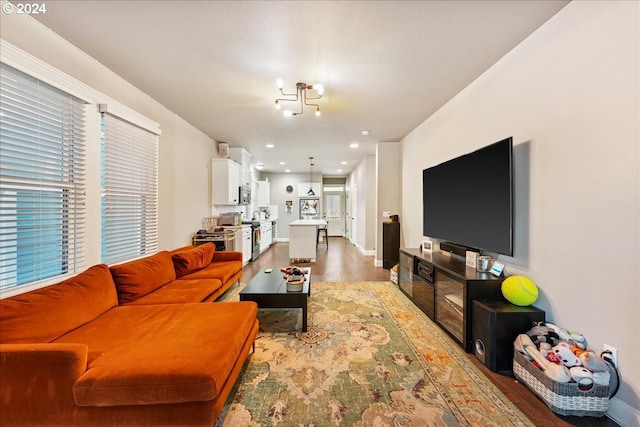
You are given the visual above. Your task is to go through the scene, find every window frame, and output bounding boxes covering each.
[0,40,160,298]
[0,62,87,293]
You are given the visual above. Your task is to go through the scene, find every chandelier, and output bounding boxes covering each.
[307,157,315,196]
[274,79,324,117]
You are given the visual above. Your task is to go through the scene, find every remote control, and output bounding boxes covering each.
[265,268,273,273]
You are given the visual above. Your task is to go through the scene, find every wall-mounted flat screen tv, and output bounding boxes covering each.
[422,137,513,256]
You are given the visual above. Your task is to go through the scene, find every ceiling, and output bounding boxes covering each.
[18,0,568,175]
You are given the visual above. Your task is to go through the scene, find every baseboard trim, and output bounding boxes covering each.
[374,259,382,267]
[607,396,640,427]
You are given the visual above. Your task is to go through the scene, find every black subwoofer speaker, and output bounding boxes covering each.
[472,300,545,372]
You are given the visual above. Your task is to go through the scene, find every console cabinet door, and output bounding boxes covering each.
[398,251,414,298]
[435,269,464,343]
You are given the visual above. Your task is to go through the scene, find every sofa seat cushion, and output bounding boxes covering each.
[110,251,176,305]
[123,279,223,305]
[178,261,242,285]
[172,243,215,278]
[0,265,117,344]
[54,302,258,407]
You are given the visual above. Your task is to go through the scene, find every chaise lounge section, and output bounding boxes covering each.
[0,244,256,426]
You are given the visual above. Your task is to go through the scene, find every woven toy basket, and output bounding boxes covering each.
[513,350,610,417]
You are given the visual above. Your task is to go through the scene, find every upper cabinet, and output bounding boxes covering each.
[256,180,271,207]
[229,147,251,187]
[212,158,240,205]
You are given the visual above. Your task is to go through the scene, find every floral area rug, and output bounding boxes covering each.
[216,281,534,427]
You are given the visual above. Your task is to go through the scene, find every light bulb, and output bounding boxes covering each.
[315,107,321,117]
[274,100,280,110]
[314,83,324,96]
[283,110,293,117]
[276,78,283,89]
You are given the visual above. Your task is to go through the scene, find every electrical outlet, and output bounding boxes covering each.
[603,344,618,368]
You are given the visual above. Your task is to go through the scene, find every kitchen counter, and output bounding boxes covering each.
[288,219,327,262]
[289,219,327,226]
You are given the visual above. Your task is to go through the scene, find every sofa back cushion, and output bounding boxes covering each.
[172,243,215,278]
[0,264,118,343]
[110,251,176,305]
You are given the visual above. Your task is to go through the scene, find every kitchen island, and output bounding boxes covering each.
[289,219,327,262]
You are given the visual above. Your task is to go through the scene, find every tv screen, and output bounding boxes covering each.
[422,137,513,256]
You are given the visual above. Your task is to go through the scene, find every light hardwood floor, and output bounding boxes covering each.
[242,238,619,427]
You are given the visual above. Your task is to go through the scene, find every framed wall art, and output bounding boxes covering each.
[299,198,320,219]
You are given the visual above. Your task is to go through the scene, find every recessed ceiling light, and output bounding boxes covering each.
[361,130,370,136]
[279,161,286,165]
[266,144,274,148]
[350,143,359,148]
[337,169,343,172]
[285,169,291,173]
[341,161,347,165]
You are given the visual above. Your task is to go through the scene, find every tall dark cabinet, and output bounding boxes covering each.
[382,222,400,269]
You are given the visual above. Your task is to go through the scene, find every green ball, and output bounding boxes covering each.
[501,275,539,306]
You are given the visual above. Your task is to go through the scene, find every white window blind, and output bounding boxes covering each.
[101,112,158,264]
[0,63,86,292]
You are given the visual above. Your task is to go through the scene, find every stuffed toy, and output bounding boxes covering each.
[526,322,560,348]
[569,367,594,390]
[539,342,552,357]
[549,342,581,367]
[579,351,609,372]
[515,334,571,383]
[593,370,611,387]
[546,322,587,349]
[570,344,588,357]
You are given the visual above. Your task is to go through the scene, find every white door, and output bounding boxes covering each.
[323,193,344,236]
[345,190,350,241]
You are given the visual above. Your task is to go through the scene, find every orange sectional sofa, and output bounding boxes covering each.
[0,244,257,426]
[112,243,243,305]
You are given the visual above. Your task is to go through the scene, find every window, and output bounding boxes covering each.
[0,63,86,292]
[100,111,158,264]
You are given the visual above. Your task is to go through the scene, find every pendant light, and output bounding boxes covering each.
[307,157,315,196]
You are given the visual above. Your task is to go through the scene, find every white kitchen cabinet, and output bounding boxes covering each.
[211,158,240,205]
[269,205,278,221]
[256,180,271,207]
[259,221,272,253]
[241,226,252,265]
[229,147,251,187]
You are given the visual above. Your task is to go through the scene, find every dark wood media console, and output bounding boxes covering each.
[398,248,504,352]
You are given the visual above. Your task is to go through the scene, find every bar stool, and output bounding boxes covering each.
[317,226,328,248]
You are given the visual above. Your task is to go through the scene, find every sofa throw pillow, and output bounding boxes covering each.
[110,251,177,305]
[0,264,118,343]
[172,243,215,278]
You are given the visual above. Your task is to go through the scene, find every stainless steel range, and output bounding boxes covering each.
[243,221,261,261]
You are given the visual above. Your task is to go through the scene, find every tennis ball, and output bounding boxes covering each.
[501,275,539,306]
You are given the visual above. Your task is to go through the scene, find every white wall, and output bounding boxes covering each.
[1,12,217,259]
[261,171,323,239]
[402,1,639,422]
[348,155,377,254]
[376,142,402,265]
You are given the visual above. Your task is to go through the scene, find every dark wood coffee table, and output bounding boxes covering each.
[240,268,311,331]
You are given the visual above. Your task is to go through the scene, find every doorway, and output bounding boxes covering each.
[323,192,345,236]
